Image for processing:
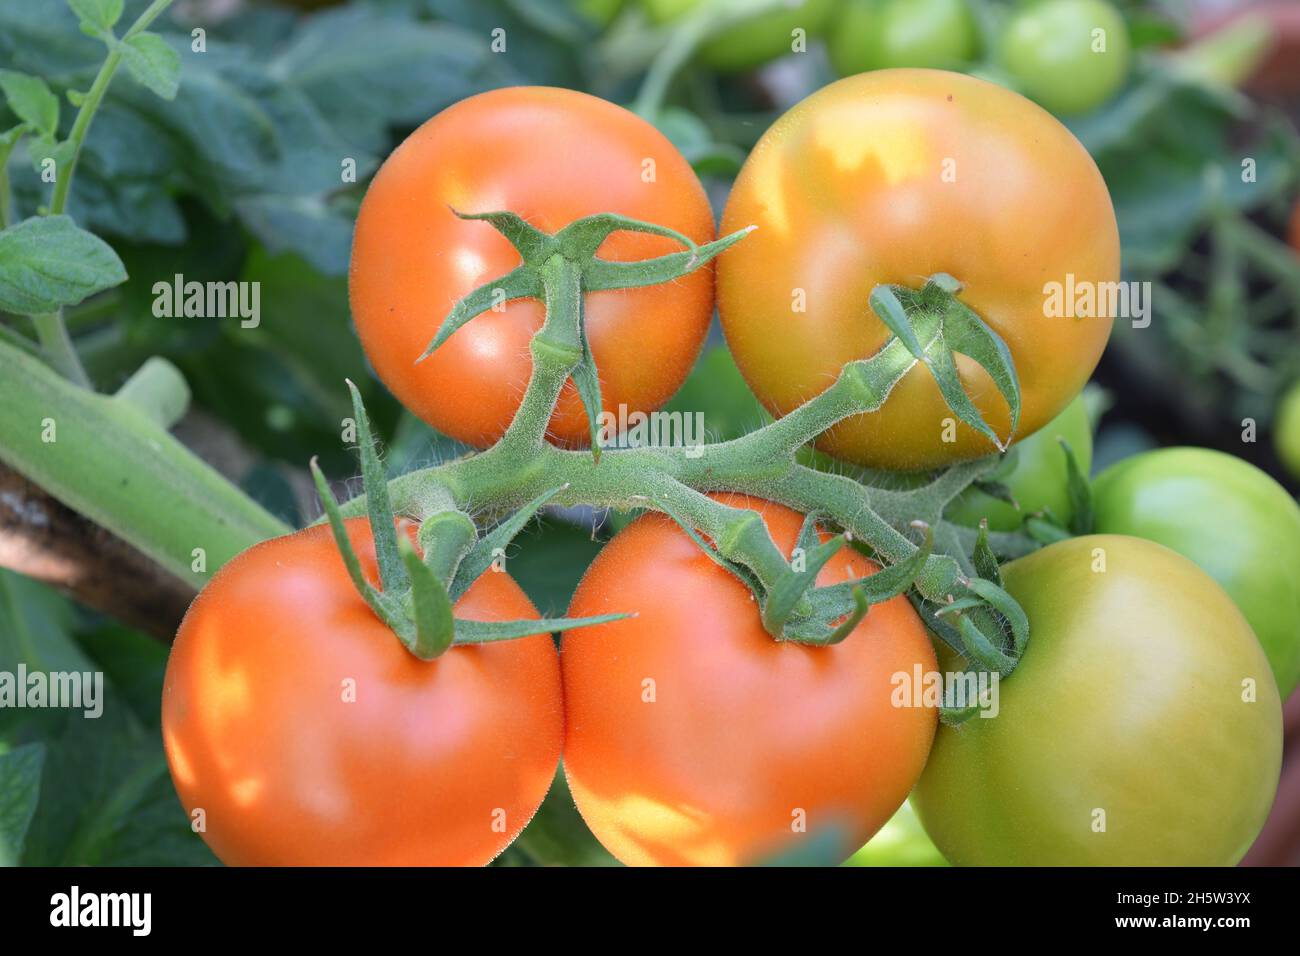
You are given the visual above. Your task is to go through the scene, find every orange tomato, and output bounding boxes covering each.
[718,69,1118,470]
[161,518,563,866]
[561,494,938,866]
[349,86,716,448]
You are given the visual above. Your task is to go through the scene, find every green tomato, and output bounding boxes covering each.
[829,0,979,77]
[946,395,1091,532]
[643,0,836,73]
[1275,381,1300,481]
[1092,447,1300,697]
[844,799,948,866]
[913,535,1282,866]
[1000,0,1131,115]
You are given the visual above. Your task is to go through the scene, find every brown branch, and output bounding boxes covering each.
[0,462,194,640]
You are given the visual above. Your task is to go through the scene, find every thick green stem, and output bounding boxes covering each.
[114,356,189,429]
[0,338,288,588]
[30,312,90,388]
[491,255,585,456]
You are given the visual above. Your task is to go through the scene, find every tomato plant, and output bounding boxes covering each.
[1000,0,1132,115]
[643,0,835,72]
[946,395,1092,531]
[161,518,565,866]
[829,0,979,77]
[349,86,716,449]
[1091,447,1300,698]
[718,69,1118,470]
[560,495,938,866]
[913,534,1283,866]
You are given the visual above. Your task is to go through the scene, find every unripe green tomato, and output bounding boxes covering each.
[1000,0,1131,115]
[945,395,1091,531]
[914,535,1282,866]
[843,799,948,866]
[1276,381,1300,481]
[642,0,836,73]
[829,0,979,77]
[1092,447,1300,697]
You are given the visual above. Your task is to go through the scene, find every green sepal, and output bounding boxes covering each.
[1025,513,1072,544]
[569,303,605,461]
[961,577,1028,656]
[869,284,928,362]
[418,265,540,361]
[760,531,848,637]
[310,457,406,629]
[453,611,631,644]
[582,227,750,291]
[346,380,406,594]
[653,496,764,596]
[972,520,1002,586]
[452,209,551,263]
[554,211,698,262]
[399,534,455,659]
[448,485,568,601]
[1060,438,1094,535]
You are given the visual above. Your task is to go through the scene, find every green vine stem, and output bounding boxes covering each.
[0,338,289,589]
[32,0,176,388]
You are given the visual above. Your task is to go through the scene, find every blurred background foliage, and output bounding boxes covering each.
[1,0,1299,866]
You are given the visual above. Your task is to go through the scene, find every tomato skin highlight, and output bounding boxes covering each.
[718,69,1118,470]
[349,86,716,448]
[161,519,563,866]
[913,534,1282,866]
[561,495,938,866]
[1092,447,1300,698]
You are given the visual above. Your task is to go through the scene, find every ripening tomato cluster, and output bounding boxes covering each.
[162,75,1296,867]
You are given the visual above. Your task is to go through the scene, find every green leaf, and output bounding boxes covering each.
[0,70,58,137]
[66,0,122,33]
[0,215,127,314]
[0,743,45,866]
[1060,438,1094,535]
[119,32,181,101]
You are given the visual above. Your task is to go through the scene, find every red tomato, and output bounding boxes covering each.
[561,494,938,866]
[162,518,563,866]
[349,87,716,447]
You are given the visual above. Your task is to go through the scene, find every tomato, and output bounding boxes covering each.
[642,0,835,73]
[561,494,938,866]
[161,518,563,866]
[843,799,948,867]
[946,395,1092,531]
[829,0,979,77]
[718,69,1118,470]
[913,535,1282,866]
[350,87,715,448]
[1000,0,1131,115]
[1092,447,1300,698]
[1276,381,1300,480]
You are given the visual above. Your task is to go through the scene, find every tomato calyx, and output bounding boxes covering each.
[417,208,751,458]
[868,273,1022,453]
[310,382,628,660]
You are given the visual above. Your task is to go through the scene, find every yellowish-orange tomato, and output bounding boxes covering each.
[718,69,1118,470]
[350,87,716,448]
